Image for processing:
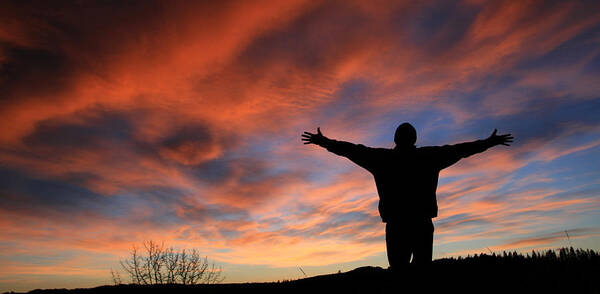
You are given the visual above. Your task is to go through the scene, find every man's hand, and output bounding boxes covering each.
[486,129,514,146]
[302,127,330,146]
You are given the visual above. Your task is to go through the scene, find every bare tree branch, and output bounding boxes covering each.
[116,240,224,285]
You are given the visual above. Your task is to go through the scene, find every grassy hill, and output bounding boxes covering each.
[6,248,599,294]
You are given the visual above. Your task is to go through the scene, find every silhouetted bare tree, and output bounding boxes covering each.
[118,240,224,285]
[110,268,122,285]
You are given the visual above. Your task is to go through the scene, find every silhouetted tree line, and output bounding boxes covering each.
[114,240,224,285]
[426,247,599,293]
[435,247,599,266]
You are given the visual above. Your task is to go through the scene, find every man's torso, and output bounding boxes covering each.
[366,147,442,222]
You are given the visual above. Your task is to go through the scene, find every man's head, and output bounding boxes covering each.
[394,122,416,147]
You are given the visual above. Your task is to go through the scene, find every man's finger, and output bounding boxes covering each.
[304,141,312,144]
[303,132,315,136]
[301,134,312,138]
[317,127,322,135]
[491,129,497,136]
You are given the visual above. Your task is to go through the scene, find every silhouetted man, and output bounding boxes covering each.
[301,123,513,269]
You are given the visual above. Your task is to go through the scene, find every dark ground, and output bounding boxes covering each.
[7,248,600,294]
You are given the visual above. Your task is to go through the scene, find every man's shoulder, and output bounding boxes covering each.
[417,145,441,152]
[417,145,453,152]
[416,145,450,156]
[355,144,390,152]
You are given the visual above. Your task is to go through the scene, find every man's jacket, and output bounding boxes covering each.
[323,138,494,223]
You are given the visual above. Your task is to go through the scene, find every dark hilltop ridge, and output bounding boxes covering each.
[7,248,599,294]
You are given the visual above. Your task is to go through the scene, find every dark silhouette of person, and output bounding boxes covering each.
[301,123,513,270]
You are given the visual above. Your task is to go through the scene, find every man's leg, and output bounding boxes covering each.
[411,218,434,265]
[385,222,411,270]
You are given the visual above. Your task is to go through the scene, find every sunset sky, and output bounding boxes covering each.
[1,0,600,291]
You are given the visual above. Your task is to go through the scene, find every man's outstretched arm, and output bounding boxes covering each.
[302,127,374,170]
[438,129,514,169]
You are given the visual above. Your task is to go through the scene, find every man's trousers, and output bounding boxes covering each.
[385,218,434,269]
